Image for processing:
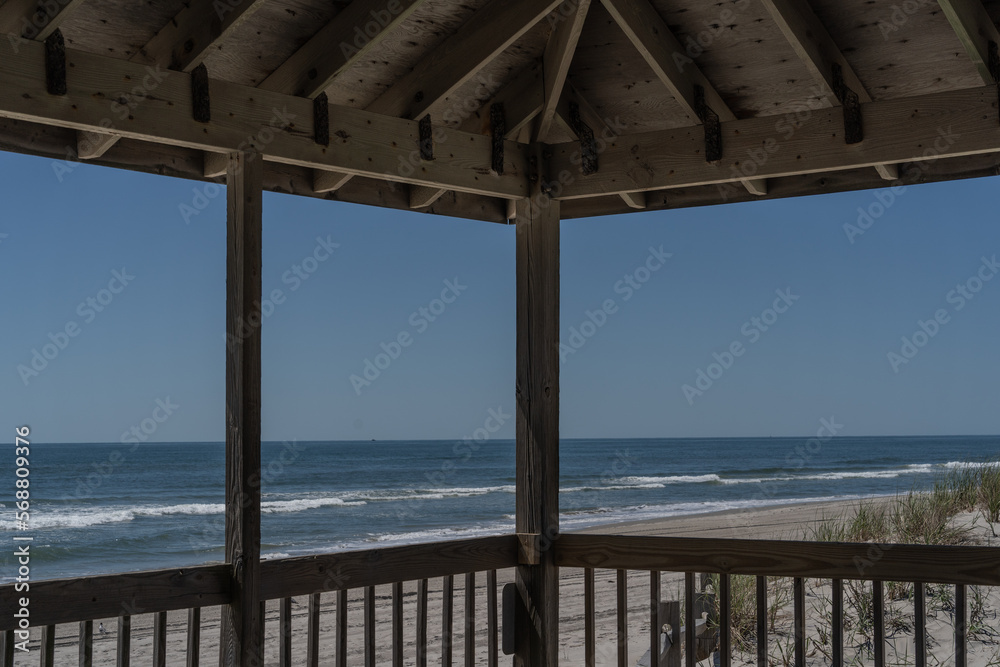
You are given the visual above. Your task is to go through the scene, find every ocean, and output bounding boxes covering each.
[2,435,997,582]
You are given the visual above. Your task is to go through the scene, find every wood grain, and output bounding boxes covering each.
[554,535,1000,585]
[221,150,263,667]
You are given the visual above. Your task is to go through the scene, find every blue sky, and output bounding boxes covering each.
[2,150,999,443]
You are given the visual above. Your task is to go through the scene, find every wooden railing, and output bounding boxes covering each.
[554,535,1000,667]
[0,534,517,666]
[1,533,998,666]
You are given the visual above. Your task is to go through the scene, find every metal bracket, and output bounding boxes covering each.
[45,30,66,96]
[191,63,211,123]
[313,93,329,146]
[693,85,722,163]
[418,114,434,161]
[490,103,505,175]
[832,63,863,144]
[567,101,598,175]
[989,40,1000,125]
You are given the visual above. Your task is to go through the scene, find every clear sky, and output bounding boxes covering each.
[2,150,999,443]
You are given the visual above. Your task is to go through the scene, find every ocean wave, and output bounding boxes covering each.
[944,461,998,469]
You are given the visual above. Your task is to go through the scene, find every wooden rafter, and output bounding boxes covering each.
[77,0,266,160]
[367,0,563,119]
[136,0,265,72]
[0,0,85,40]
[259,0,429,98]
[599,0,767,196]
[759,0,899,181]
[937,0,1000,84]
[535,0,591,142]
[459,64,545,137]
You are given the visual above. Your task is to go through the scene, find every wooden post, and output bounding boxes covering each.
[514,145,560,667]
[220,150,263,667]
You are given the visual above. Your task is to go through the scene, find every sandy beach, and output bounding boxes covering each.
[12,497,999,666]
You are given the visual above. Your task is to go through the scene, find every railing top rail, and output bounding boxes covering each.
[554,534,1000,586]
[0,563,230,632]
[260,534,518,600]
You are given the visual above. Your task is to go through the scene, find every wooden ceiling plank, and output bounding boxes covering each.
[936,0,1000,84]
[136,0,267,73]
[759,0,901,182]
[547,85,999,199]
[366,0,564,120]
[0,0,86,40]
[535,0,591,142]
[259,0,431,98]
[0,38,529,199]
[599,0,765,196]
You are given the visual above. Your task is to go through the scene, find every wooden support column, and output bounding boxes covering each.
[220,150,263,667]
[514,145,560,667]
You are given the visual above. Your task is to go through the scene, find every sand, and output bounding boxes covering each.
[11,498,1000,666]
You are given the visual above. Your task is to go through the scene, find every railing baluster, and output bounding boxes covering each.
[585,568,596,667]
[955,584,967,667]
[117,615,131,667]
[650,570,661,667]
[684,573,695,667]
[442,575,454,667]
[465,572,475,667]
[914,583,926,667]
[41,624,55,667]
[487,570,498,667]
[756,576,767,667]
[153,610,167,667]
[337,589,348,667]
[307,593,321,667]
[832,579,843,667]
[873,580,885,667]
[793,578,804,667]
[79,619,93,667]
[278,598,292,667]
[719,574,731,667]
[617,569,628,667]
[417,579,429,667]
[1,629,13,667]
[393,581,404,667]
[365,586,376,667]
[187,608,201,667]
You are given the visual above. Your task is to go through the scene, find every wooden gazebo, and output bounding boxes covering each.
[2,0,1000,665]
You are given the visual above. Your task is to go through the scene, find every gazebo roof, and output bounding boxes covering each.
[1,0,998,223]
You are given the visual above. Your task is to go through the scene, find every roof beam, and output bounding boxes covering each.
[0,0,86,40]
[135,0,266,72]
[599,0,766,195]
[759,0,899,181]
[367,0,564,119]
[547,85,998,199]
[77,0,266,160]
[0,38,528,199]
[936,0,1000,85]
[535,0,591,142]
[259,0,430,98]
